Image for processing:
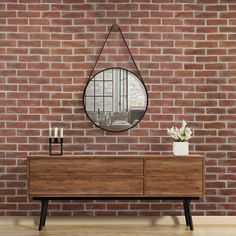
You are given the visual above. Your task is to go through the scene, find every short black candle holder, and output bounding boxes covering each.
[49,137,63,155]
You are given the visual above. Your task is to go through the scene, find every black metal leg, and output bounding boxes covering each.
[183,200,189,226]
[42,200,49,226]
[38,200,45,231]
[34,197,198,231]
[185,199,194,231]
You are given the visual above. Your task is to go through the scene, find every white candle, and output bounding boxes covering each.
[60,128,63,138]
[49,127,52,137]
[54,127,58,138]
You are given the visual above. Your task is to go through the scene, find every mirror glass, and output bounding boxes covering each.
[83,68,148,132]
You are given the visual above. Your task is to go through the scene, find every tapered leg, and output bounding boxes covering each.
[185,200,194,231]
[38,200,45,231]
[42,200,49,226]
[183,200,189,226]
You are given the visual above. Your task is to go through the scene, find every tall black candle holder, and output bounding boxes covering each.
[49,137,63,155]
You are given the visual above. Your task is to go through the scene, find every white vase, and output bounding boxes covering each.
[173,142,189,156]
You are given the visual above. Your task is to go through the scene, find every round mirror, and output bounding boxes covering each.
[83,68,148,132]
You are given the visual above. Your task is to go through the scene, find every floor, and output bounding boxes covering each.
[0,225,236,236]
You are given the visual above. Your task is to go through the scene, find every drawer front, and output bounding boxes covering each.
[29,176,143,196]
[28,157,143,196]
[144,157,203,197]
[29,158,143,177]
[145,179,202,196]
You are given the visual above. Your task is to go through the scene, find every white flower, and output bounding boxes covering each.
[167,120,192,142]
[182,120,187,129]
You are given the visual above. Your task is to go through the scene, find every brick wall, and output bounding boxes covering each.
[0,0,236,216]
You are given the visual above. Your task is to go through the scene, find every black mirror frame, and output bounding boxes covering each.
[83,67,149,132]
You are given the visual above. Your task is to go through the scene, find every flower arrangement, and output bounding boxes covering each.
[167,120,192,142]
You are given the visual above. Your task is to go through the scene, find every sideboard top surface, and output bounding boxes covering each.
[28,154,203,159]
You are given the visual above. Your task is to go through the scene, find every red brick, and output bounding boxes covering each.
[0,189,15,196]
[161,4,182,11]
[220,26,236,33]
[107,144,129,151]
[7,4,26,11]
[105,203,128,210]
[196,42,218,48]
[184,33,205,40]
[130,144,150,151]
[221,12,236,18]
[86,144,105,151]
[28,4,49,11]
[207,19,227,25]
[131,204,150,210]
[18,11,40,18]
[0,204,17,210]
[195,12,217,18]
[151,204,172,210]
[86,204,106,210]
[0,11,16,18]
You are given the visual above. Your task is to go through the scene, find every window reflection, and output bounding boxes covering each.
[84,68,148,132]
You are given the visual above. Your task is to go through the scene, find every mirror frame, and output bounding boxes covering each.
[83,67,149,132]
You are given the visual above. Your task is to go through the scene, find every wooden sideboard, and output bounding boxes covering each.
[27,154,204,231]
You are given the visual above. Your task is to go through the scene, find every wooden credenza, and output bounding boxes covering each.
[27,155,204,231]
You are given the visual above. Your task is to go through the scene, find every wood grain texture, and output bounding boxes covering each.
[28,157,144,197]
[145,157,202,179]
[29,176,143,196]
[144,157,203,197]
[144,179,202,197]
[30,158,143,176]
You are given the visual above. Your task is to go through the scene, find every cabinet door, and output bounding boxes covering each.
[144,157,203,197]
[28,158,143,196]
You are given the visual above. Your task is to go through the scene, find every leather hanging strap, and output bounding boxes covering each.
[88,23,143,80]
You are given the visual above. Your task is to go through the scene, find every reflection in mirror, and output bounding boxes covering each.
[83,68,148,132]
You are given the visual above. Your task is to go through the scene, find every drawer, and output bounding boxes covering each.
[29,175,143,196]
[29,158,143,177]
[144,157,203,197]
[145,178,202,196]
[145,157,203,179]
